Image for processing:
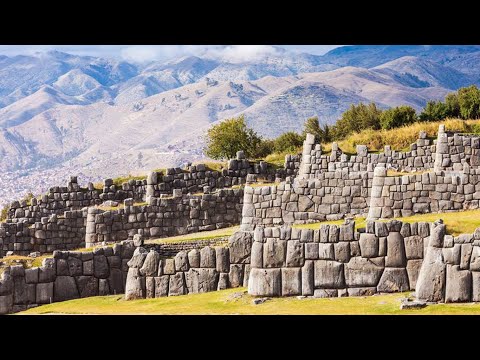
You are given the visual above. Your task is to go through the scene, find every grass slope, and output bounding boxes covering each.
[19,288,480,315]
[146,226,239,244]
[292,209,480,236]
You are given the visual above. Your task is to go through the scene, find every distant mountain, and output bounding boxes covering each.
[1,45,480,206]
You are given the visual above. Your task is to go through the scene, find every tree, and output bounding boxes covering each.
[302,116,332,143]
[204,115,262,160]
[445,92,460,118]
[419,101,448,121]
[332,103,382,139]
[380,106,417,130]
[458,85,480,119]
[273,132,304,153]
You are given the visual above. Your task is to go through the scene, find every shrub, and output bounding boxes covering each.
[458,85,480,119]
[332,103,382,139]
[419,101,448,121]
[302,116,332,143]
[204,115,262,160]
[380,106,417,130]
[273,132,304,153]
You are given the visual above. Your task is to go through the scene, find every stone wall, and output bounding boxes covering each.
[367,164,480,219]
[247,220,429,297]
[125,231,253,299]
[0,209,87,257]
[241,169,373,230]
[434,125,480,171]
[0,241,136,314]
[416,220,480,303]
[85,189,244,247]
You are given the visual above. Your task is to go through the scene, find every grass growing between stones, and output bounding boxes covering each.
[146,226,239,244]
[18,288,480,315]
[291,209,480,236]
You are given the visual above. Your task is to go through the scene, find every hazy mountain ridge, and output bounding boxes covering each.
[1,45,480,206]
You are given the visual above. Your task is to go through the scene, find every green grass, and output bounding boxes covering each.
[17,288,480,315]
[291,209,480,236]
[146,226,239,244]
[112,174,146,186]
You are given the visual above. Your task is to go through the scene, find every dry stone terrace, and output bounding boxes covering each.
[3,124,480,314]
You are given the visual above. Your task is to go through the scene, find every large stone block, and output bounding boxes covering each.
[13,278,35,305]
[281,268,302,296]
[188,249,200,268]
[286,240,304,267]
[344,257,384,287]
[377,268,410,293]
[305,243,319,260]
[443,244,461,265]
[263,238,286,268]
[405,236,424,259]
[298,196,314,211]
[416,247,446,302]
[215,248,229,273]
[76,276,99,298]
[67,257,83,277]
[36,282,53,304]
[445,265,472,303]
[313,289,338,298]
[334,242,350,263]
[185,268,219,294]
[385,232,406,267]
[248,268,282,296]
[228,264,244,288]
[168,272,186,296]
[125,268,145,300]
[318,243,334,260]
[347,287,377,297]
[472,272,480,302]
[154,276,169,297]
[0,295,13,315]
[54,276,79,302]
[25,268,39,284]
[406,259,423,290]
[174,251,189,272]
[94,255,110,279]
[127,247,147,268]
[108,268,124,295]
[163,259,175,275]
[359,233,379,258]
[470,246,480,271]
[228,231,253,264]
[460,244,473,270]
[217,273,229,291]
[200,246,216,268]
[146,277,155,299]
[314,260,345,288]
[140,250,160,276]
[429,223,445,248]
[302,261,314,296]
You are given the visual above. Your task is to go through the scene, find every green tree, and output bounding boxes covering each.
[253,139,275,158]
[445,92,460,118]
[273,131,304,153]
[380,105,417,130]
[302,116,333,143]
[332,103,382,139]
[419,101,448,121]
[204,115,262,159]
[458,85,480,119]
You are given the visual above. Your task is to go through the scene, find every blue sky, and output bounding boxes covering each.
[0,45,342,63]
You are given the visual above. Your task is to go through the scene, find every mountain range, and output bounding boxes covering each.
[1,45,480,206]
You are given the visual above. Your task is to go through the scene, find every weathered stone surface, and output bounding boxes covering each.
[168,272,186,296]
[94,255,110,279]
[305,243,319,260]
[108,268,124,294]
[472,272,480,302]
[188,249,200,268]
[138,250,160,276]
[385,232,407,267]
[215,247,229,273]
[334,242,350,263]
[406,259,423,290]
[154,276,170,297]
[251,242,263,268]
[243,264,250,287]
[263,238,286,268]
[54,276,79,302]
[318,243,334,260]
[470,246,480,271]
[0,295,13,314]
[36,282,53,304]
[460,244,473,270]
[76,276,99,298]
[56,259,69,276]
[127,247,147,268]
[359,233,379,258]
[25,268,39,284]
[228,231,253,264]
[217,273,229,291]
[429,223,445,248]
[83,260,93,276]
[302,261,314,296]
[286,240,304,267]
[163,259,175,275]
[281,267,301,296]
[405,236,424,259]
[13,278,35,305]
[347,287,377,297]
[416,247,446,302]
[314,260,345,288]
[345,257,384,287]
[377,268,410,293]
[443,244,461,265]
[248,268,282,296]
[313,289,338,298]
[445,265,472,303]
[99,279,110,296]
[124,268,145,300]
[298,196,314,212]
[146,277,155,298]
[200,246,216,268]
[229,264,244,288]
